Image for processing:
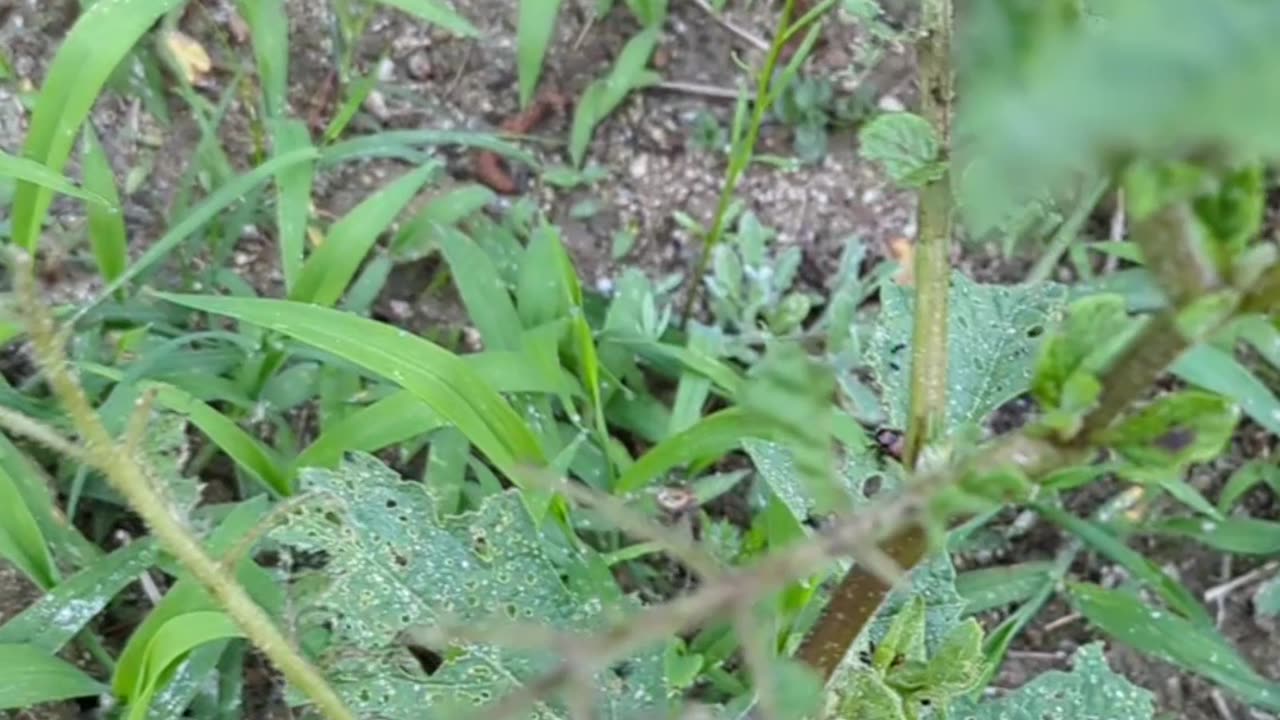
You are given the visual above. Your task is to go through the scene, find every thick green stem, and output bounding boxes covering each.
[901,0,955,469]
[680,0,797,323]
[12,256,354,720]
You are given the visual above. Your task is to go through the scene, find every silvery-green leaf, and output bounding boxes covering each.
[274,454,666,719]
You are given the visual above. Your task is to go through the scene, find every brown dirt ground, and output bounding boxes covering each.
[1,0,1278,719]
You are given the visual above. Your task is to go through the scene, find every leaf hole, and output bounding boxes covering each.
[405,644,444,676]
[1026,325,1044,338]
[863,475,883,498]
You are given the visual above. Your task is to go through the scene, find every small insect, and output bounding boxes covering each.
[655,485,702,541]
[874,427,905,462]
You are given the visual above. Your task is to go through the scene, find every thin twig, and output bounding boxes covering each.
[653,79,744,101]
[688,0,771,52]
[1204,561,1279,604]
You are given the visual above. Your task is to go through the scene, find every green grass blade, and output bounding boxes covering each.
[234,0,289,117]
[323,67,380,143]
[113,498,269,699]
[1218,460,1280,513]
[1069,582,1280,711]
[1145,517,1280,555]
[0,540,156,652]
[123,611,243,719]
[271,119,314,291]
[10,0,184,251]
[374,0,479,37]
[1034,502,1212,626]
[0,435,98,565]
[1173,344,1280,434]
[155,293,547,478]
[294,390,444,471]
[81,363,290,495]
[517,0,564,107]
[615,408,771,493]
[0,149,110,207]
[0,463,57,589]
[437,226,524,350]
[391,183,494,260]
[0,643,108,709]
[291,162,436,307]
[81,126,129,287]
[320,129,537,167]
[82,147,319,314]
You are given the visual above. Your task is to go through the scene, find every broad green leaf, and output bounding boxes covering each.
[1172,344,1280,435]
[953,643,1154,720]
[1031,294,1134,410]
[0,148,110,207]
[1069,583,1280,711]
[0,540,155,653]
[871,273,1066,430]
[958,0,1280,239]
[954,562,1053,615]
[1195,163,1264,262]
[517,0,564,107]
[742,434,881,524]
[0,643,107,710]
[0,462,57,588]
[375,0,479,36]
[1144,517,1280,555]
[271,118,315,291]
[857,112,945,188]
[291,163,437,308]
[123,611,244,720]
[81,127,129,287]
[155,294,546,480]
[235,0,289,117]
[9,0,184,250]
[569,28,661,166]
[273,454,667,719]
[1101,391,1239,469]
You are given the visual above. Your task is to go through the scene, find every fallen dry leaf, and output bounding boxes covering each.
[163,30,212,84]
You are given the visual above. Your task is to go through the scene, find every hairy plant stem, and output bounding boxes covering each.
[793,0,956,683]
[901,0,956,469]
[680,0,797,323]
[11,255,354,720]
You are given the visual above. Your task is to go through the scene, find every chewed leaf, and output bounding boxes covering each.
[953,643,1154,720]
[858,112,946,188]
[1102,391,1240,469]
[274,454,665,719]
[872,273,1066,431]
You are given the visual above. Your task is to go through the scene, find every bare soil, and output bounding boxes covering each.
[1,1,1278,719]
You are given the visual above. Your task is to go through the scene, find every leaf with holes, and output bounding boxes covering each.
[274,454,667,719]
[952,643,1155,720]
[1102,391,1240,469]
[871,273,1067,431]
